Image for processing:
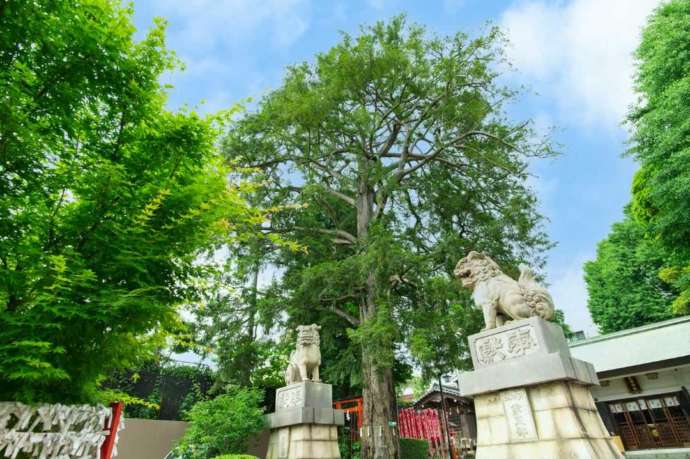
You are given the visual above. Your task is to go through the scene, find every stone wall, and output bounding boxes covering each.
[117,418,188,459]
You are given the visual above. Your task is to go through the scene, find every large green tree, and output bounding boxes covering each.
[584,212,676,333]
[585,0,690,332]
[225,18,552,458]
[0,0,261,402]
[629,0,690,314]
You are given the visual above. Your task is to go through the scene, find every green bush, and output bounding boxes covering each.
[174,387,265,459]
[400,438,429,459]
[338,437,361,459]
[212,455,259,459]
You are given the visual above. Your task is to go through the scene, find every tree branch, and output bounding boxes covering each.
[376,120,401,158]
[317,304,361,326]
[394,144,451,181]
[305,158,348,182]
[263,225,357,245]
[392,128,522,181]
[286,184,356,207]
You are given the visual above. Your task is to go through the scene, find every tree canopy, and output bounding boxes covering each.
[629,0,690,315]
[584,212,676,333]
[0,0,261,403]
[224,17,553,457]
[586,0,690,332]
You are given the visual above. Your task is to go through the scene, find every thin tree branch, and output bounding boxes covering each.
[305,158,348,182]
[286,185,356,207]
[376,120,401,158]
[262,225,357,244]
[317,304,361,326]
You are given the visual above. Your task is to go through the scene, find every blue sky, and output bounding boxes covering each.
[132,0,661,336]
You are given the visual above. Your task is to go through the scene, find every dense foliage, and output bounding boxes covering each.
[225,16,553,457]
[339,436,362,459]
[584,213,676,333]
[0,0,261,402]
[399,438,429,459]
[106,360,215,420]
[586,0,690,332]
[175,388,265,459]
[183,249,290,392]
[629,0,690,315]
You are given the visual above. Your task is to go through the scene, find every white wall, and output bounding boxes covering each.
[570,317,690,374]
[592,365,690,403]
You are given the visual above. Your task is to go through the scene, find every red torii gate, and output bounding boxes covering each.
[333,397,364,429]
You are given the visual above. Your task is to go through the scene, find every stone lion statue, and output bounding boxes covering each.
[454,251,555,330]
[284,323,322,385]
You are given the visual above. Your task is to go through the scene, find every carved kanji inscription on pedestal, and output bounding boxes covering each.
[475,325,539,367]
[501,388,538,441]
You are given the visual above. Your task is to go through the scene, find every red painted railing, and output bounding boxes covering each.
[100,402,124,459]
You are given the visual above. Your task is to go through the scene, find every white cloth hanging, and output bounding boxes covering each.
[0,402,125,459]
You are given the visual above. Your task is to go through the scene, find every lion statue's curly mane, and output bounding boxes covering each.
[454,251,555,329]
[284,324,322,385]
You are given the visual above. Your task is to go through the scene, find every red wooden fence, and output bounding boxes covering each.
[399,408,455,458]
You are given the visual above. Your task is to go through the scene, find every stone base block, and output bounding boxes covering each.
[461,317,599,395]
[474,381,623,459]
[276,382,333,410]
[476,438,623,459]
[266,424,341,459]
[461,351,599,396]
[266,407,344,429]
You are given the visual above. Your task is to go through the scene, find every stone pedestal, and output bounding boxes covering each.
[265,381,344,459]
[460,317,623,459]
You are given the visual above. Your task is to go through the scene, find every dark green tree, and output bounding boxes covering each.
[629,0,690,314]
[224,17,553,458]
[0,0,261,402]
[184,248,290,391]
[584,213,676,333]
[406,277,482,382]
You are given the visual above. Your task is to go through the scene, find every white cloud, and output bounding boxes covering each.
[141,0,310,112]
[443,0,466,14]
[548,253,598,337]
[366,0,387,9]
[500,0,661,127]
[151,0,310,51]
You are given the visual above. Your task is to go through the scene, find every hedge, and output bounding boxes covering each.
[400,438,429,459]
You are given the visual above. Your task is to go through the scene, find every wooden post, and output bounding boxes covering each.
[438,376,453,459]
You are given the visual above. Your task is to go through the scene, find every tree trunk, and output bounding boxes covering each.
[248,262,259,341]
[360,302,400,459]
[357,167,400,459]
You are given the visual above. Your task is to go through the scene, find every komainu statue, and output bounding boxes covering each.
[284,323,322,385]
[454,251,555,330]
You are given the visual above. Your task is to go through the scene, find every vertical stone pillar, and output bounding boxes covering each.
[265,381,344,459]
[459,317,623,459]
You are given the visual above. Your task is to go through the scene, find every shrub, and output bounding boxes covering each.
[338,437,361,459]
[212,455,259,459]
[174,388,265,459]
[400,438,429,459]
